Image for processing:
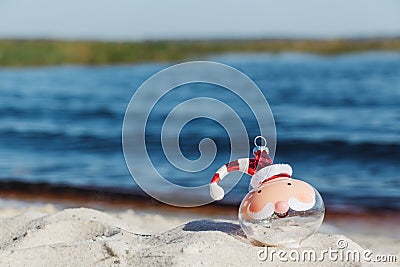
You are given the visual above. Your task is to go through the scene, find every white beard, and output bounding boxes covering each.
[288,197,316,211]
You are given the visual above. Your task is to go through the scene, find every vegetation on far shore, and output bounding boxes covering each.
[0,38,399,67]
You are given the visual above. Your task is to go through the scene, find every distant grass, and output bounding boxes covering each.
[0,38,400,67]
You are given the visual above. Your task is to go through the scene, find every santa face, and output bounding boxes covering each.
[241,177,316,220]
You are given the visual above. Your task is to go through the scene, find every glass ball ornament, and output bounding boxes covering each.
[209,136,325,247]
[238,178,324,247]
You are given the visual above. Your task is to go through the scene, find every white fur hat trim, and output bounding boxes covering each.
[250,164,293,189]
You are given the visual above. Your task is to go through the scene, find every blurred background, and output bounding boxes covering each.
[0,0,399,213]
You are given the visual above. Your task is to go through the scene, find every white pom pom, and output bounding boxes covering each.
[210,182,224,200]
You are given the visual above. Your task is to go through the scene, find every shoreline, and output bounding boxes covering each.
[2,180,400,213]
[1,180,399,236]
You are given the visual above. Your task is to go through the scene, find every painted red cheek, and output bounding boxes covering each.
[246,197,265,212]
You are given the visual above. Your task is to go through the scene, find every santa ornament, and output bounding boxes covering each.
[209,136,325,247]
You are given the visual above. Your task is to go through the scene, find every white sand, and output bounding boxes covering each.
[0,203,398,266]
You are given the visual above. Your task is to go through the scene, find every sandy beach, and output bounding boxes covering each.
[0,199,398,267]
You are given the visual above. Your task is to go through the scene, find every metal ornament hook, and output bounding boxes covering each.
[254,136,267,148]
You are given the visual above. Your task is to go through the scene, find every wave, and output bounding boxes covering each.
[0,128,121,153]
[277,139,400,158]
[0,106,121,120]
[146,133,400,161]
[1,125,398,158]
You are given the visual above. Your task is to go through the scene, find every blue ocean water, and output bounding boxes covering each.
[0,52,399,211]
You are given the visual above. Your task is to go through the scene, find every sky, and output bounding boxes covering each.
[0,0,399,40]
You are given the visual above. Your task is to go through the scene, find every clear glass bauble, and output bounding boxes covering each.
[238,183,324,247]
